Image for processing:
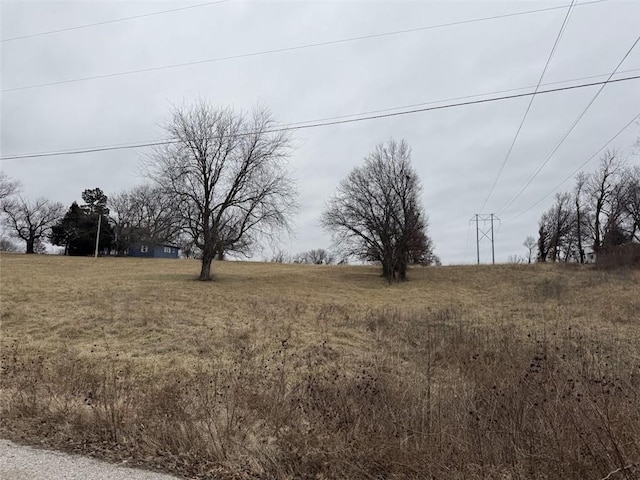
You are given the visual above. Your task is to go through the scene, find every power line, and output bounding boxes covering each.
[2,73,639,162]
[2,68,636,161]
[0,1,232,43]
[478,0,575,212]
[2,0,608,93]
[508,112,640,221]
[6,70,636,159]
[497,33,640,217]
[279,68,640,127]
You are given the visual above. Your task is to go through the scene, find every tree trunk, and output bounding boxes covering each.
[199,218,215,280]
[199,253,213,281]
[594,199,603,253]
[381,258,395,283]
[26,237,35,254]
[576,199,584,264]
[537,226,547,262]
[397,264,407,281]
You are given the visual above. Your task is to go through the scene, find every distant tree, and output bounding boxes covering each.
[407,228,438,266]
[177,234,200,259]
[107,191,134,255]
[573,172,589,263]
[508,254,526,264]
[51,202,90,255]
[51,200,113,256]
[82,187,112,255]
[537,193,576,262]
[321,138,433,282]
[585,151,628,253]
[0,172,20,201]
[147,101,297,281]
[626,166,640,241]
[523,235,536,264]
[1,197,63,254]
[109,184,182,255]
[601,223,630,251]
[81,188,108,216]
[537,223,549,262]
[0,237,20,252]
[295,248,335,265]
[534,150,640,264]
[33,238,47,254]
[270,249,291,264]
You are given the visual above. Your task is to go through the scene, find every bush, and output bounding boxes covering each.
[596,243,640,269]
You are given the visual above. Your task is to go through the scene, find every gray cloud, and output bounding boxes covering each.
[1,0,639,263]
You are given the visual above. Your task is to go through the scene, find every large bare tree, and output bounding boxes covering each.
[147,102,297,280]
[321,138,433,282]
[1,197,64,254]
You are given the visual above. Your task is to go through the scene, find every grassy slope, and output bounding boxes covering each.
[1,254,639,479]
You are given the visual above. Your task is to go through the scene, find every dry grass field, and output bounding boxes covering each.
[1,253,639,479]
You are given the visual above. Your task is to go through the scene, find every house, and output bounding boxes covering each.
[584,247,596,264]
[126,242,180,259]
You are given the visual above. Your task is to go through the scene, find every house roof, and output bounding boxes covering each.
[130,241,179,249]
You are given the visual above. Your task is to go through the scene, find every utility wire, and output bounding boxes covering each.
[1,1,232,43]
[2,0,608,93]
[478,0,575,212]
[497,33,640,217]
[280,68,640,127]
[2,68,636,161]
[1,74,639,162]
[5,69,636,158]
[508,112,640,221]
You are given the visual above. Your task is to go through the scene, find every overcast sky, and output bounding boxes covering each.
[1,0,639,263]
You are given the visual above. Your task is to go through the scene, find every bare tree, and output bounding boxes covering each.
[147,102,297,280]
[626,165,640,241]
[585,151,629,253]
[1,197,64,253]
[0,237,20,252]
[572,172,587,263]
[0,172,20,201]
[523,235,536,264]
[321,138,433,282]
[538,193,576,262]
[270,249,291,264]
[108,190,136,255]
[296,248,335,265]
[109,184,182,255]
[507,254,526,264]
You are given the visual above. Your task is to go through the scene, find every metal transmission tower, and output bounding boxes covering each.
[470,214,499,264]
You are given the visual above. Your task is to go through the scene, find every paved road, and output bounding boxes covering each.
[0,439,182,480]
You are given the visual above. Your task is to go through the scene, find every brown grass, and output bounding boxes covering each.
[1,254,639,479]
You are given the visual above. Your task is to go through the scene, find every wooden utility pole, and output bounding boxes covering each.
[94,213,102,258]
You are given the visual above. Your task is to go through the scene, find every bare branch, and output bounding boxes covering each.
[1,196,63,253]
[147,101,297,280]
[321,138,435,282]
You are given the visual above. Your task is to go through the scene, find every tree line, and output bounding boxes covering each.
[531,150,639,263]
[0,101,437,282]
